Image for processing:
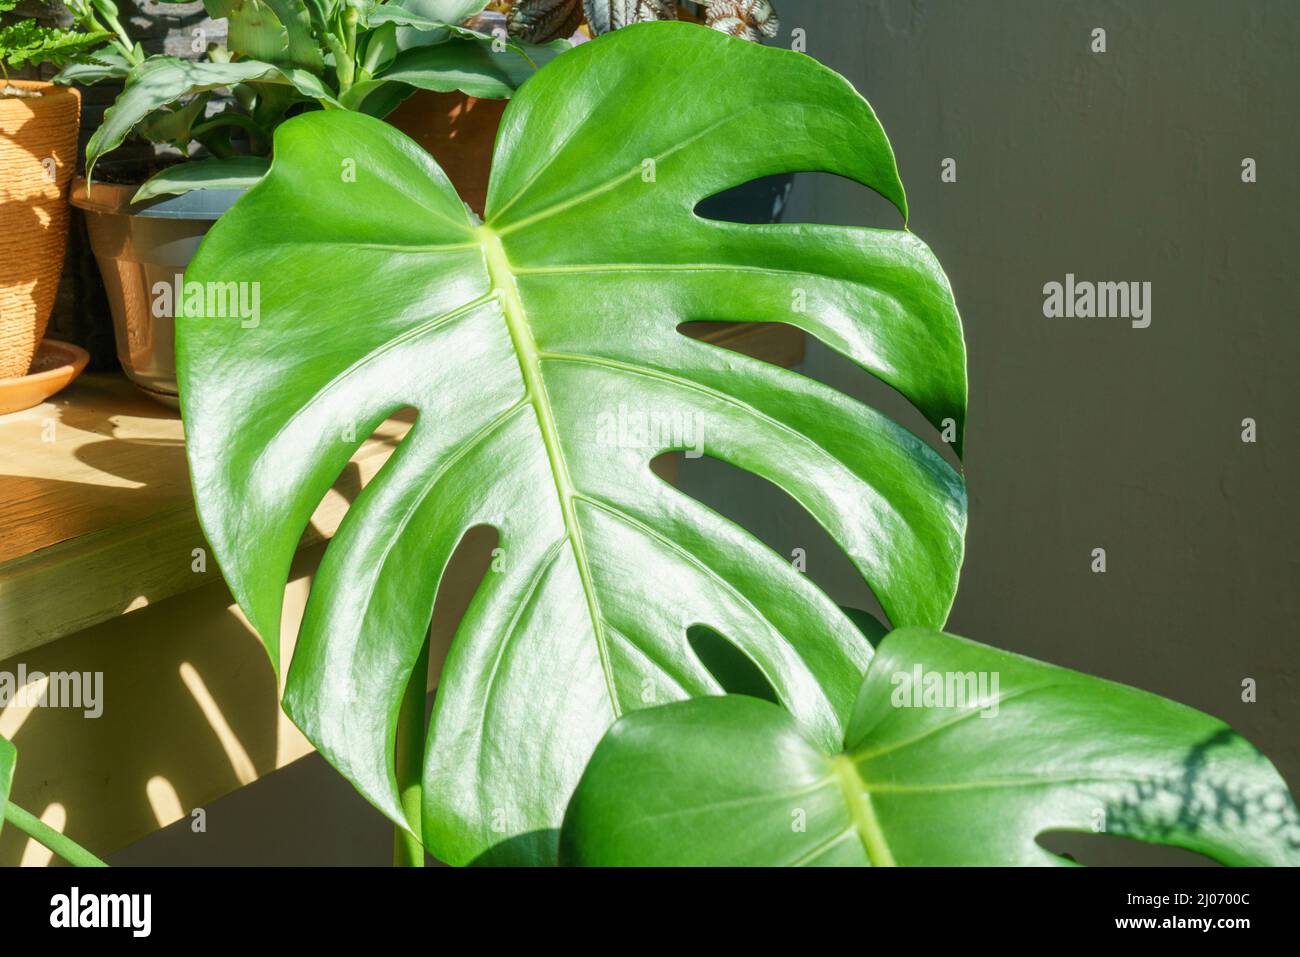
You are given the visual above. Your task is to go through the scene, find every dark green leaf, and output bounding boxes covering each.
[179,22,965,865]
[561,628,1300,866]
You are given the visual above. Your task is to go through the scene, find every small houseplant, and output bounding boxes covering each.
[175,22,1298,867]
[40,0,561,403]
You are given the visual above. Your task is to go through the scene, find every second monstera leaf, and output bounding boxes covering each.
[561,629,1300,866]
[179,22,966,864]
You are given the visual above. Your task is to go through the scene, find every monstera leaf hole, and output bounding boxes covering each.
[671,314,959,474]
[675,318,802,336]
[786,329,965,471]
[693,172,906,230]
[1035,829,1229,866]
[693,173,797,226]
[686,625,781,703]
[396,525,503,739]
[427,525,501,679]
[320,408,419,506]
[672,452,895,627]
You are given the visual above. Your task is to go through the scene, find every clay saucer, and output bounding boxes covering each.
[0,339,90,416]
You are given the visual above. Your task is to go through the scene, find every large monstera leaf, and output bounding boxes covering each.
[561,628,1300,866]
[179,22,966,865]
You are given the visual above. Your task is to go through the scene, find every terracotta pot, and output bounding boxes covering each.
[0,338,89,416]
[386,90,506,217]
[72,179,244,406]
[0,80,81,378]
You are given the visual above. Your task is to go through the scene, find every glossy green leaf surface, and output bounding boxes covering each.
[0,736,13,840]
[179,22,965,865]
[561,628,1300,866]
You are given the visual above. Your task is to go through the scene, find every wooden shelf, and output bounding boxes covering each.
[0,323,804,656]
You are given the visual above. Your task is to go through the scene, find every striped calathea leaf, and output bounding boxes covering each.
[178,22,966,865]
[562,628,1300,866]
[507,0,585,43]
[705,0,779,42]
[507,1,780,44]
[583,0,676,36]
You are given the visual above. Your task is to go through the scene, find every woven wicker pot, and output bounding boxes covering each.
[0,80,81,379]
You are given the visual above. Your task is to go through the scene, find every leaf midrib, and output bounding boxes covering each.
[478,225,622,719]
[829,754,896,867]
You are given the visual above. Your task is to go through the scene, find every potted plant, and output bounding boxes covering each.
[0,0,92,391]
[43,0,562,404]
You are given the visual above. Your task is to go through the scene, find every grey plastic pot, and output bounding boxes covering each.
[71,180,242,406]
